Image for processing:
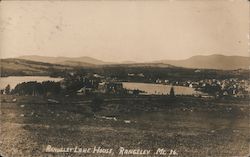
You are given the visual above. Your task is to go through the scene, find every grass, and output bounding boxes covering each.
[0,94,249,157]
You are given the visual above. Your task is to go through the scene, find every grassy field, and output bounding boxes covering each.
[0,94,249,157]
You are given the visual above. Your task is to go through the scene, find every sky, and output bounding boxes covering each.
[0,0,249,62]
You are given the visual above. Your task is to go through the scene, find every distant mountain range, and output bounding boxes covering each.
[155,54,250,70]
[17,54,249,70]
[18,55,110,66]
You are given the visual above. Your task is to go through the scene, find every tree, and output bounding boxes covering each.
[133,89,140,96]
[5,84,11,95]
[201,84,222,96]
[170,86,175,97]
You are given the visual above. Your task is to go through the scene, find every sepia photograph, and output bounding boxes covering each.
[0,0,249,156]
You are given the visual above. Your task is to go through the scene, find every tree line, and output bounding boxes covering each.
[5,81,61,96]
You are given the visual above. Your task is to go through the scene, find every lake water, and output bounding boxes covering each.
[0,76,63,89]
[123,82,201,95]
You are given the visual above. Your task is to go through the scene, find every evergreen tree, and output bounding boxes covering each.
[5,84,11,95]
[170,86,175,97]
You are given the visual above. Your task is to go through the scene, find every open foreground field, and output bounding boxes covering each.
[0,95,249,157]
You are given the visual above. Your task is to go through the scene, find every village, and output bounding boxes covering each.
[61,71,249,98]
[1,70,249,100]
[4,70,247,98]
[155,77,249,98]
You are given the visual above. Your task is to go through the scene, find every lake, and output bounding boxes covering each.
[0,76,63,89]
[123,82,202,95]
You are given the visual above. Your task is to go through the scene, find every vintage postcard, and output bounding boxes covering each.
[0,0,249,156]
